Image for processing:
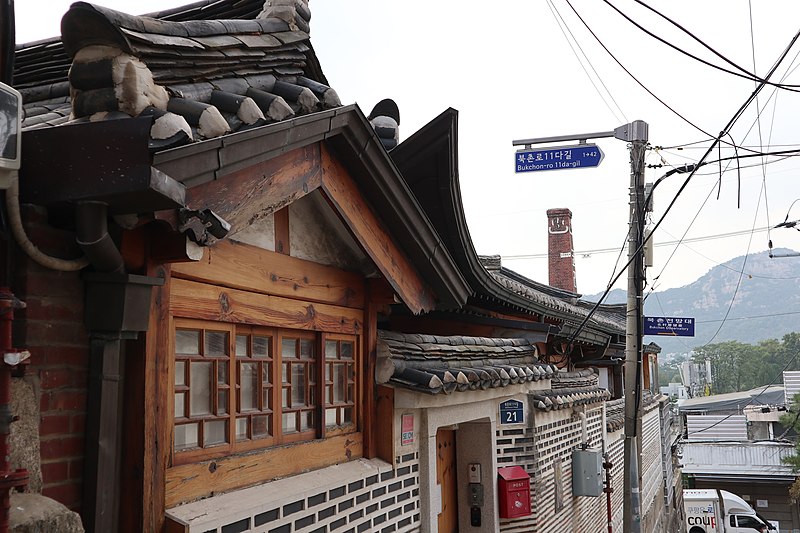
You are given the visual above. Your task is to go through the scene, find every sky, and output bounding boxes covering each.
[13,0,800,297]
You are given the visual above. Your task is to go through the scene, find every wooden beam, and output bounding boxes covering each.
[274,206,289,255]
[170,278,363,335]
[143,264,171,533]
[164,433,362,507]
[319,145,436,314]
[185,144,322,234]
[363,279,381,458]
[172,239,365,310]
[375,385,394,464]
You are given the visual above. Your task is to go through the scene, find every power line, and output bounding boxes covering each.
[502,225,773,260]
[697,310,800,324]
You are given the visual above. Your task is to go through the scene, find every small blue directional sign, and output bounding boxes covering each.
[515,143,604,173]
[499,399,524,425]
[643,316,695,337]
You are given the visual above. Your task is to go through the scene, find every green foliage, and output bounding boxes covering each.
[691,333,800,395]
[780,393,800,497]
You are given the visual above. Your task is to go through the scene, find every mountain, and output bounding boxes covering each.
[584,248,800,354]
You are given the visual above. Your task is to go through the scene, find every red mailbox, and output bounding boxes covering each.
[498,466,531,519]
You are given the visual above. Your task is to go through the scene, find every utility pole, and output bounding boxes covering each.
[621,121,648,533]
[513,119,649,533]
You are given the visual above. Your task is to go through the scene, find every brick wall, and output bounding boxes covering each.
[546,208,576,293]
[12,205,88,511]
[498,405,606,533]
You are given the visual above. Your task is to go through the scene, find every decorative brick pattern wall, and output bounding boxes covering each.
[497,406,606,532]
[170,455,421,533]
[606,430,625,533]
[13,205,88,511]
[641,405,666,532]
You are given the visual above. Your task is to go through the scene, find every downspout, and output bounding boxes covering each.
[75,200,159,533]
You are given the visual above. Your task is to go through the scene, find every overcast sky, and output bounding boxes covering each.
[14,1,800,298]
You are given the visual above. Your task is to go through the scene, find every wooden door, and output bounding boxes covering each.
[436,428,458,533]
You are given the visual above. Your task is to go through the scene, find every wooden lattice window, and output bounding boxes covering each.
[172,319,358,461]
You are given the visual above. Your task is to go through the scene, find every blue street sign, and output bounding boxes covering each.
[643,316,695,337]
[515,144,604,173]
[499,399,524,425]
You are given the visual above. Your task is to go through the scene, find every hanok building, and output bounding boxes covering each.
[3,1,666,532]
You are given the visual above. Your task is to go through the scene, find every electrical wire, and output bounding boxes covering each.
[562,22,800,347]
[632,0,800,90]
[562,0,714,139]
[546,0,629,124]
[601,0,800,92]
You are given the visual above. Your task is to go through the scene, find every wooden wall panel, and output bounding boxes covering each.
[185,144,322,233]
[170,278,362,335]
[172,240,365,309]
[165,433,362,507]
[319,145,436,315]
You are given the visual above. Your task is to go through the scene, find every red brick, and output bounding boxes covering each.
[48,390,87,412]
[41,461,70,484]
[18,270,83,301]
[26,321,88,347]
[40,436,84,460]
[40,414,71,436]
[40,368,75,390]
[68,459,84,481]
[71,413,86,434]
[42,346,89,366]
[23,297,84,323]
[42,482,82,511]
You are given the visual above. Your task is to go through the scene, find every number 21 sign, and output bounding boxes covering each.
[499,399,524,425]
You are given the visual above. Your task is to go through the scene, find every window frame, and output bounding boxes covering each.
[171,318,360,465]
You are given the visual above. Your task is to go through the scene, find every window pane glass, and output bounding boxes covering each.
[291,365,306,405]
[282,387,289,408]
[236,335,248,358]
[175,423,198,451]
[253,336,270,358]
[340,341,354,360]
[204,420,227,446]
[190,362,212,416]
[282,413,296,433]
[217,361,228,384]
[326,408,337,427]
[302,410,314,431]
[236,418,248,441]
[282,339,296,359]
[175,330,199,355]
[175,361,186,386]
[241,362,258,411]
[282,363,288,384]
[217,390,228,415]
[325,340,337,359]
[333,365,346,403]
[325,363,331,382]
[343,407,353,425]
[174,392,185,418]
[262,365,271,387]
[253,415,270,438]
[300,339,313,358]
[205,331,228,357]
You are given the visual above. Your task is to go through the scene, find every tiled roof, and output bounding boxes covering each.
[606,398,625,431]
[377,330,557,395]
[480,257,625,335]
[531,368,611,410]
[16,0,342,152]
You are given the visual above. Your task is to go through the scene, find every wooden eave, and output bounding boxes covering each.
[389,108,618,345]
[152,105,470,311]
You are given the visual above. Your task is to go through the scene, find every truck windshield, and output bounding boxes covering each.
[754,512,775,530]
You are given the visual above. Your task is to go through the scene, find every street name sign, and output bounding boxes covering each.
[515,143,604,173]
[643,316,695,337]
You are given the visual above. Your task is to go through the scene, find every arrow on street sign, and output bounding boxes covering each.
[515,144,604,173]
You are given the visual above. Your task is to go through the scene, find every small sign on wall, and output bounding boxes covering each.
[499,399,524,425]
[756,499,768,508]
[401,413,414,445]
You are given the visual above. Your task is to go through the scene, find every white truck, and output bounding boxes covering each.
[684,489,776,533]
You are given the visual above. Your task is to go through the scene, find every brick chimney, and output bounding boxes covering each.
[547,208,577,293]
